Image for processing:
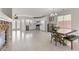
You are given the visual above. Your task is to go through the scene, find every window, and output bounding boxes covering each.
[12,21,16,30]
[57,14,71,29]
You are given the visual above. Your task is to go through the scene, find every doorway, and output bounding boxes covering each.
[36,24,40,30]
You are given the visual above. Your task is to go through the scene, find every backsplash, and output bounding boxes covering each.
[0,20,9,31]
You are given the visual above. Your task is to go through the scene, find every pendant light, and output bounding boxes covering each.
[50,8,58,17]
[14,14,18,19]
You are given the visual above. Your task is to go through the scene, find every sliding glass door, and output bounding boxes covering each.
[57,14,72,33]
[57,14,71,29]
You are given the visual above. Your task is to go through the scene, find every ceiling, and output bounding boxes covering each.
[12,8,67,17]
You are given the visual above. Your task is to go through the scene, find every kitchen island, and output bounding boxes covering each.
[0,20,9,49]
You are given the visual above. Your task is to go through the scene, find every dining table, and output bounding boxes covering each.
[57,29,78,50]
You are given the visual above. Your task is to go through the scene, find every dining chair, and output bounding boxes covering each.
[51,31,65,46]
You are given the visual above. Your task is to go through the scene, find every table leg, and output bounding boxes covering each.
[71,41,73,50]
[51,34,52,43]
[55,41,57,46]
[5,31,7,44]
[63,40,66,46]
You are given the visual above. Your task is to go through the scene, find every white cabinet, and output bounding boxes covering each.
[0,31,5,48]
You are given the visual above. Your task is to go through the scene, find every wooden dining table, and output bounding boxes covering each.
[57,29,78,50]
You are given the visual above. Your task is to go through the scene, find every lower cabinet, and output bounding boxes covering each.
[0,31,5,49]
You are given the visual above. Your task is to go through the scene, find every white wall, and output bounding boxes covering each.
[40,20,46,31]
[40,17,48,31]
[29,20,36,30]
[71,9,79,35]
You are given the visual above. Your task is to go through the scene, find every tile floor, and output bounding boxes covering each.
[2,30,79,51]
